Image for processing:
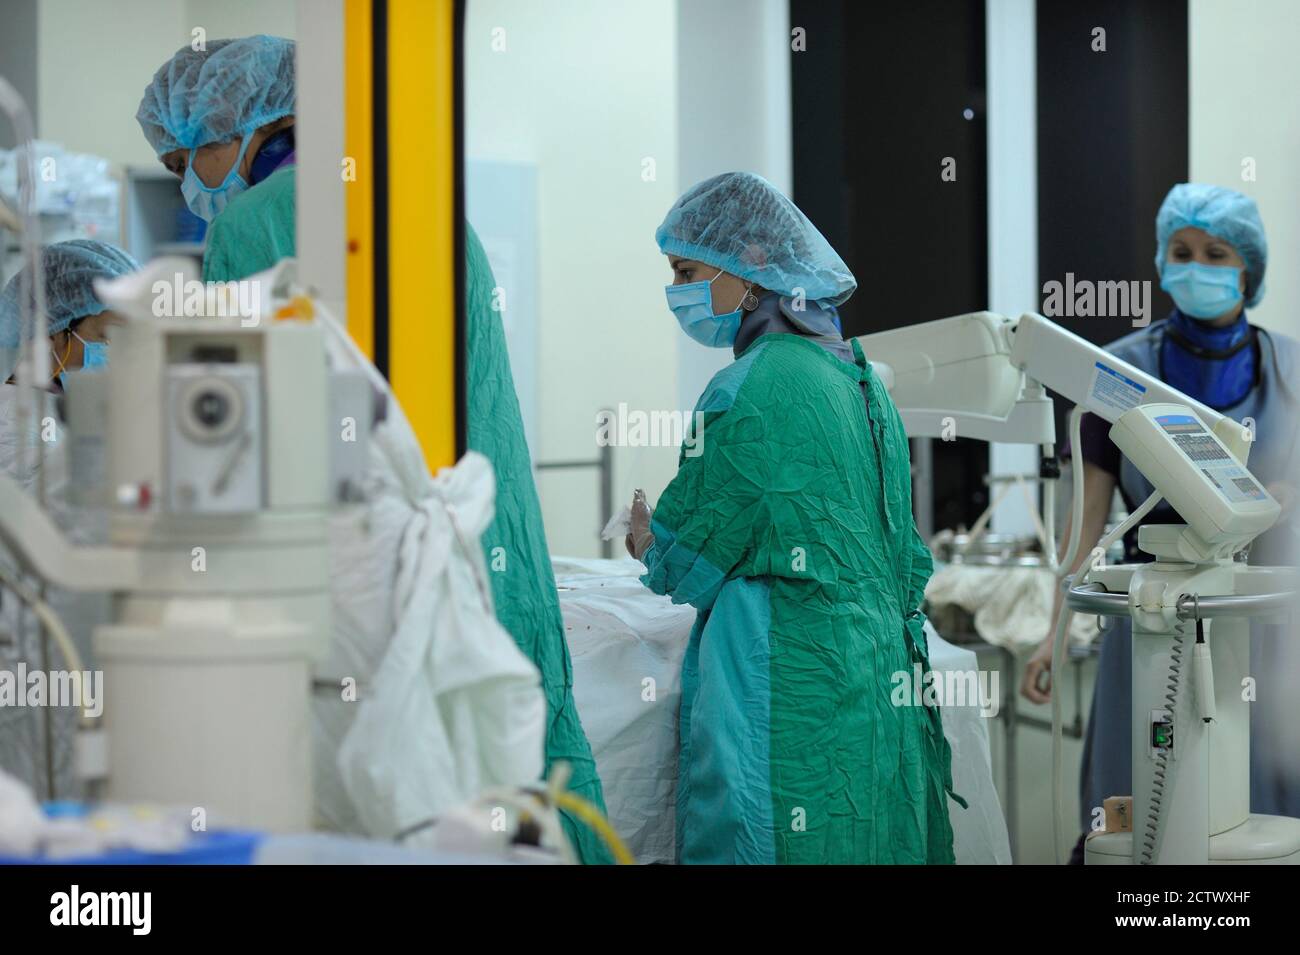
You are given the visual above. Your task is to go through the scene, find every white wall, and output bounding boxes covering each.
[674,0,792,414]
[1189,0,1300,339]
[183,0,296,49]
[36,0,295,169]
[465,0,681,557]
[0,0,40,150]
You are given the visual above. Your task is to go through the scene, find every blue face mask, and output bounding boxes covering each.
[1160,261,1243,320]
[81,343,109,371]
[71,330,108,372]
[665,269,746,348]
[181,136,253,222]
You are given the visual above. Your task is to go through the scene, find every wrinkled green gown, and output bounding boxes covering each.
[206,187,611,863]
[641,333,959,864]
[202,167,296,283]
[463,225,611,864]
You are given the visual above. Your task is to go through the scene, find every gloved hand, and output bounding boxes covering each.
[625,488,655,560]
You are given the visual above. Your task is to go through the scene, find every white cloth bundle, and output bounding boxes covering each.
[925,563,1099,651]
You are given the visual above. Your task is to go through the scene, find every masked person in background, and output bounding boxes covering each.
[0,239,137,488]
[1021,183,1300,861]
[0,239,138,796]
[630,171,959,864]
[136,35,297,284]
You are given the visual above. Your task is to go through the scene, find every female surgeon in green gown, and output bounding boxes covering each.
[631,172,960,864]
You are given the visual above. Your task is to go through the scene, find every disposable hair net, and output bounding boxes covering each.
[137,35,296,156]
[656,172,857,306]
[0,239,139,382]
[1155,183,1267,308]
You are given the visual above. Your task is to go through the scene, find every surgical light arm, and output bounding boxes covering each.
[861,311,1251,459]
[858,310,1271,574]
[1009,313,1250,458]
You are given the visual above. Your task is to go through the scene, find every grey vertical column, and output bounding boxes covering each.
[0,0,38,150]
[912,437,934,542]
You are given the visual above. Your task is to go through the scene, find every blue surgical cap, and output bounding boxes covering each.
[1155,183,1267,308]
[0,239,139,382]
[136,35,296,156]
[656,172,857,306]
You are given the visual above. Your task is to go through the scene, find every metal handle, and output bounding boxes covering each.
[535,427,615,558]
[1174,590,1296,620]
[1067,581,1297,619]
[1065,582,1129,617]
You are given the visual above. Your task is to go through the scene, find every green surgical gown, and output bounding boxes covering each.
[204,177,611,862]
[464,225,611,864]
[641,333,959,864]
[202,166,296,283]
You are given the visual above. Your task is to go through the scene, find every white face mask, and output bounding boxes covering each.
[181,137,253,222]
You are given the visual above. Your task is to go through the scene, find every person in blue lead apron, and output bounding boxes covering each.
[1021,183,1300,861]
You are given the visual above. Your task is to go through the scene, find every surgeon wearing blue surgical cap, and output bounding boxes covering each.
[1021,183,1300,860]
[1,238,137,501]
[631,173,961,864]
[137,36,297,281]
[654,170,856,349]
[0,239,139,391]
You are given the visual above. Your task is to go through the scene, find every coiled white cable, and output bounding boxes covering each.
[1139,617,1191,865]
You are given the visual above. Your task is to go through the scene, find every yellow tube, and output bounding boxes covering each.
[554,791,636,865]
